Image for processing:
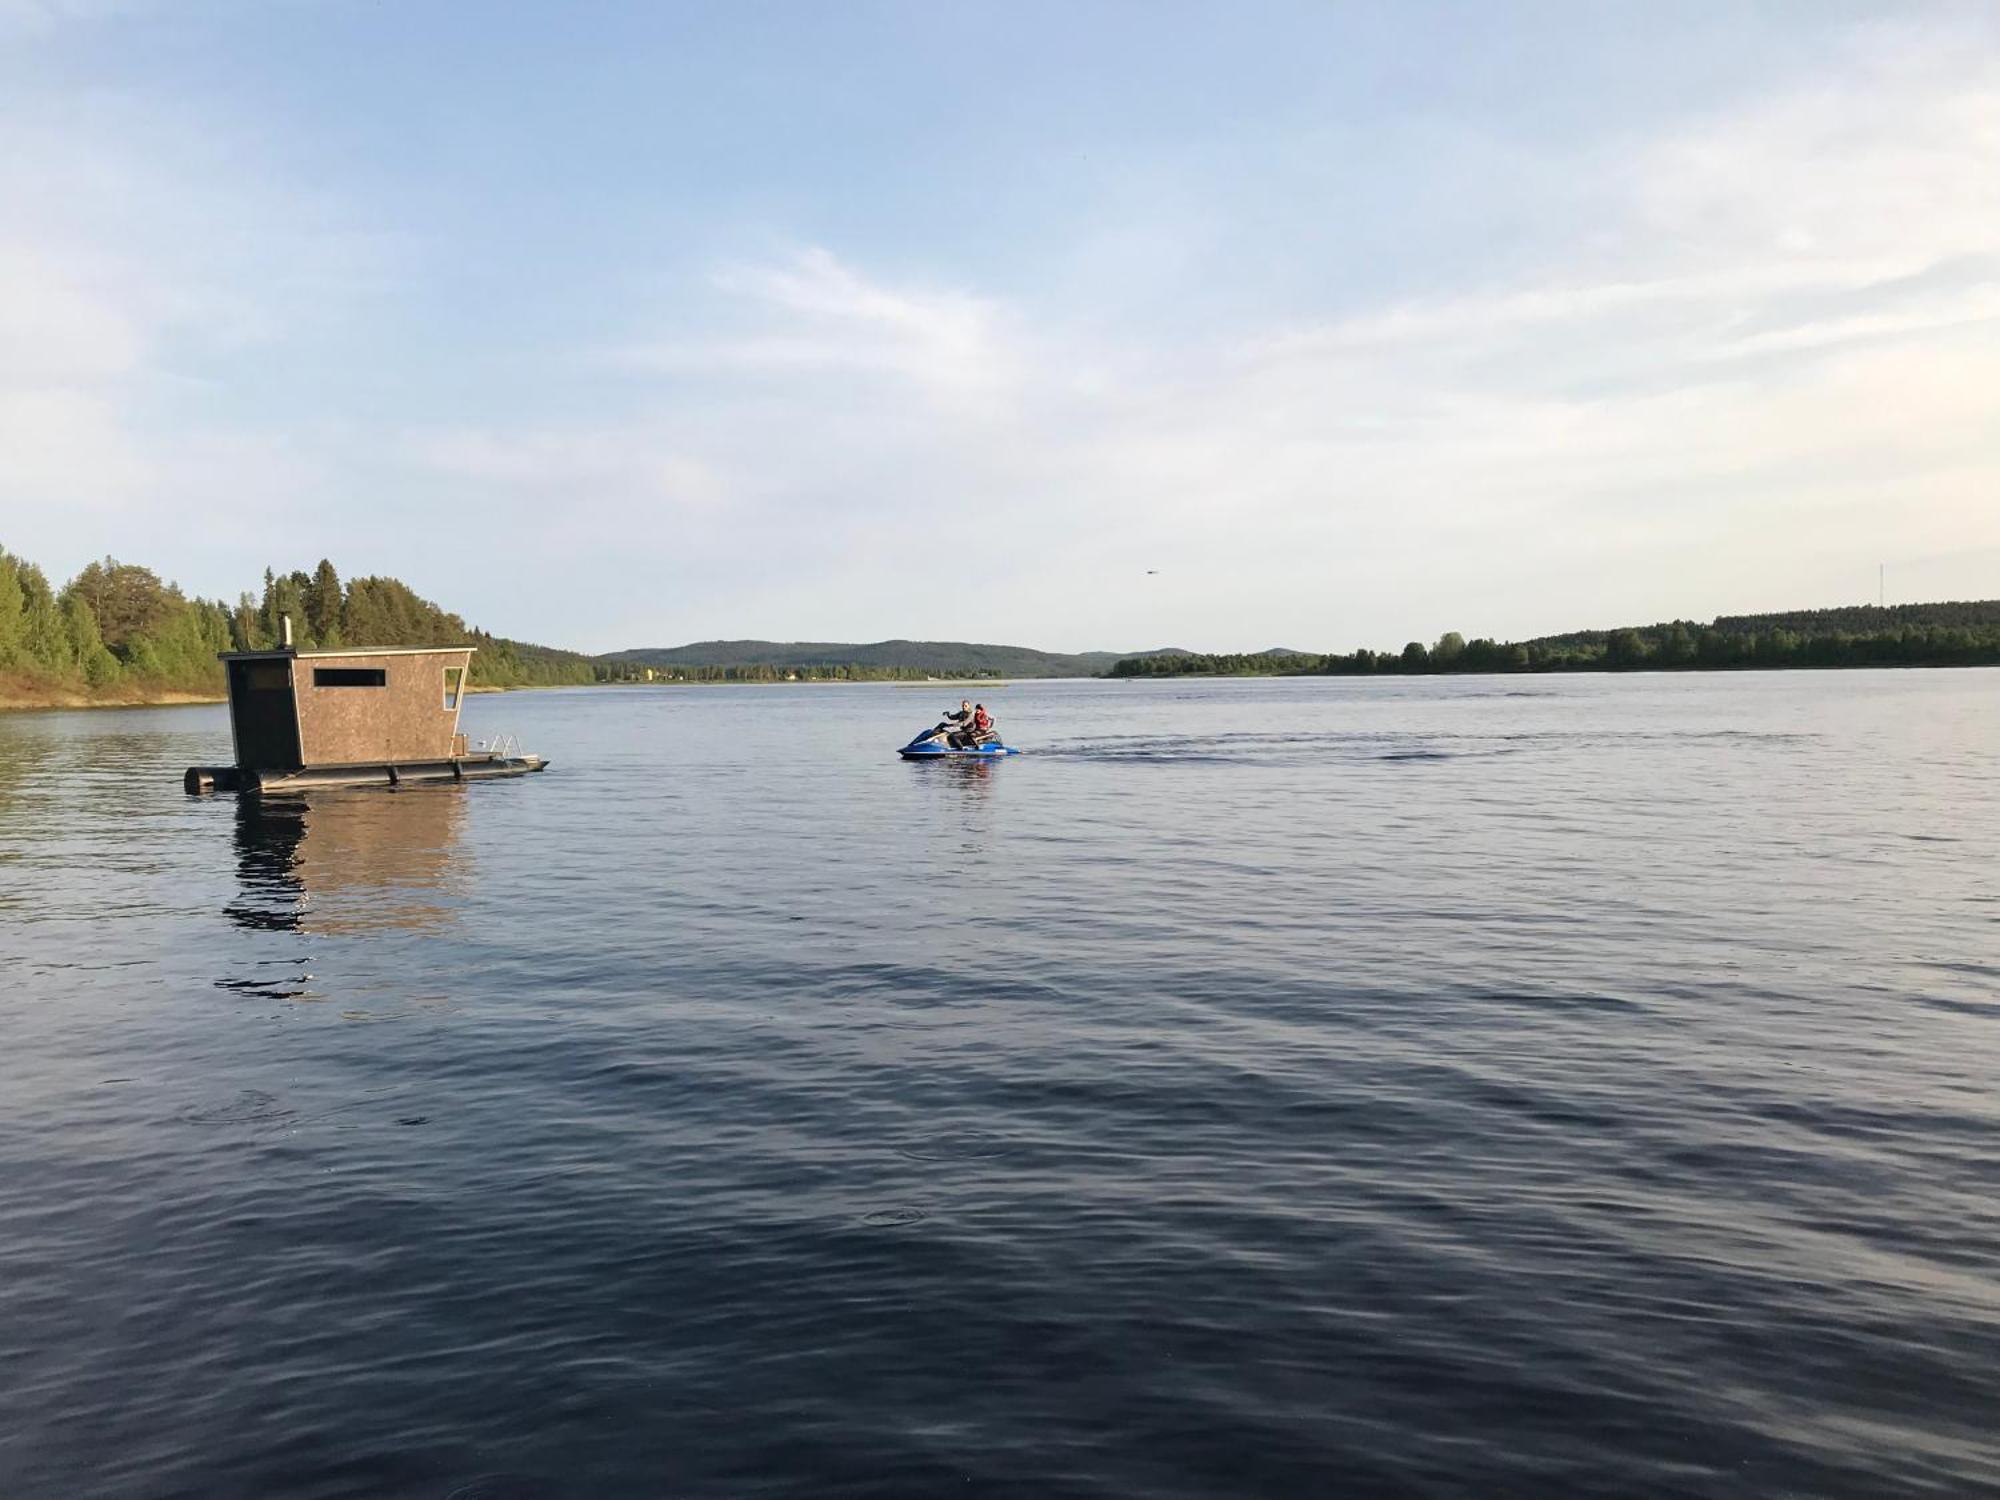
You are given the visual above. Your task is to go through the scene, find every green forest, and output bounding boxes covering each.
[1109,602,2000,678]
[0,545,595,706]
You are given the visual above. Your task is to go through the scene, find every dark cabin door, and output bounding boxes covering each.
[228,660,303,770]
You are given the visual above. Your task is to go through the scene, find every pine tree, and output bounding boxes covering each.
[15,564,71,672]
[62,594,120,687]
[261,569,308,646]
[0,550,24,667]
[259,568,280,643]
[306,559,343,646]
[231,593,266,651]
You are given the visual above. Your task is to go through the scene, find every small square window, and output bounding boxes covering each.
[443,666,463,710]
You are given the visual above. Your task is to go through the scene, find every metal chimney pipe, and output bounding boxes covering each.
[281,614,294,649]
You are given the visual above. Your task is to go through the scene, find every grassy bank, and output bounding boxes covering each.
[0,671,224,712]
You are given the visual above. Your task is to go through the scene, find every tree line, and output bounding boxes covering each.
[0,546,596,703]
[1110,605,2000,678]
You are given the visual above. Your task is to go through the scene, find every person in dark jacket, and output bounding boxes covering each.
[942,699,975,747]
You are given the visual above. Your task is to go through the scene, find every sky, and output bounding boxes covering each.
[3,1,1998,654]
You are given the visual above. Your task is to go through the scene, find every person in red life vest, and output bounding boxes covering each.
[970,703,995,743]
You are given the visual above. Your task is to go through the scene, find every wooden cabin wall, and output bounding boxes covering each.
[291,650,471,767]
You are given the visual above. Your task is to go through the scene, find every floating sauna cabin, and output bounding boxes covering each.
[184,638,548,794]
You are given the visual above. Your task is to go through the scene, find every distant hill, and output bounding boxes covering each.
[599,638,1136,679]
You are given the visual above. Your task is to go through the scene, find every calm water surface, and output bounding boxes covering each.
[2,673,1998,1498]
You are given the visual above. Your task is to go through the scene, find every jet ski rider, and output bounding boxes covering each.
[970,703,995,744]
[943,699,975,747]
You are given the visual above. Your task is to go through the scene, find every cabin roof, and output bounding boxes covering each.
[218,645,479,662]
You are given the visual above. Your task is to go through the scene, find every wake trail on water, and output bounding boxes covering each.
[1040,726,1818,767]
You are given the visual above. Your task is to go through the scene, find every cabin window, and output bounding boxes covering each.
[442,666,463,710]
[313,667,387,687]
[244,663,290,691]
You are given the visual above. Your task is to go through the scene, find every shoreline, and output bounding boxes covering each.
[0,688,225,713]
[10,659,1993,712]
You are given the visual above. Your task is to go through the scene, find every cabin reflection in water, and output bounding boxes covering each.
[227,788,469,936]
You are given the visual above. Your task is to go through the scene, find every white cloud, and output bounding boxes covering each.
[618,247,1023,401]
[0,247,146,383]
[410,428,730,514]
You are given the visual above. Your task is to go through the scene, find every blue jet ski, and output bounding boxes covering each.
[899,719,1020,760]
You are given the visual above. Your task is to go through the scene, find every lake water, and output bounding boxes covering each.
[2,671,1998,1498]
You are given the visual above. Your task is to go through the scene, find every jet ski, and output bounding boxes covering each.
[899,720,1020,759]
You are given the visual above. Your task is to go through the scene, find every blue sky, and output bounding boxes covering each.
[4,1,1998,652]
